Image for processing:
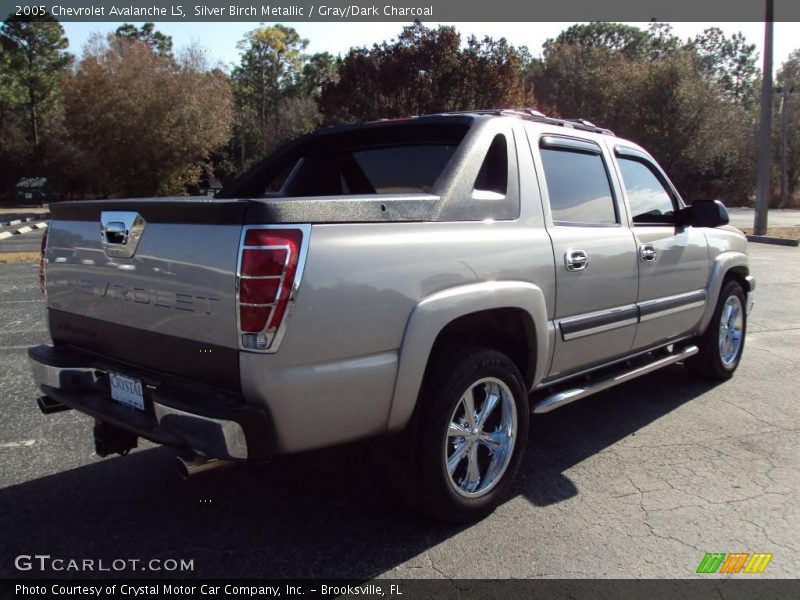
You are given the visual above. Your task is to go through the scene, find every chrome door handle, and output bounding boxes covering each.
[640,244,657,262]
[565,249,589,271]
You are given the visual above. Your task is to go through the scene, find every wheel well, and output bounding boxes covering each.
[723,266,749,293]
[427,308,537,390]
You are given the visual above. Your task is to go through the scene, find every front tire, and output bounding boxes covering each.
[412,347,529,522]
[687,280,746,380]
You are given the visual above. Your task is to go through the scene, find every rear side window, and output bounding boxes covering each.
[222,122,469,199]
[285,144,457,196]
[262,159,302,194]
[350,145,457,194]
[473,134,508,198]
[617,157,676,224]
[540,148,618,225]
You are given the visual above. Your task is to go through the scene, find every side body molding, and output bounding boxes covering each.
[699,250,750,333]
[386,281,550,431]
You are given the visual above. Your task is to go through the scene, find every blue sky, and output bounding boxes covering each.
[60,21,799,72]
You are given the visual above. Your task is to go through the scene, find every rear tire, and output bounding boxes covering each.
[686,280,746,380]
[410,347,529,523]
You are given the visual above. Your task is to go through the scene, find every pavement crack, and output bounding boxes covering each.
[749,325,800,333]
[715,397,783,429]
[748,344,800,367]
[739,518,799,553]
[624,472,704,553]
[420,526,452,580]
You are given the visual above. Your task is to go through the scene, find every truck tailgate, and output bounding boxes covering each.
[44,199,245,390]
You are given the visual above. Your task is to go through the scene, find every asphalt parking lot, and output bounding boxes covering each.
[727,208,800,229]
[0,222,46,253]
[0,243,797,579]
[0,230,45,254]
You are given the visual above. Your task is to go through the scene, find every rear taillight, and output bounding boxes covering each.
[236,226,308,351]
[38,227,48,295]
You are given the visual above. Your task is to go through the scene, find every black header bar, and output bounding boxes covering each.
[2,0,800,23]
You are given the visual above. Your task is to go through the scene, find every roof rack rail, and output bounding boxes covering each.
[532,116,614,136]
[535,117,614,135]
[433,108,615,136]
[563,118,597,127]
[437,108,545,119]
[498,108,547,118]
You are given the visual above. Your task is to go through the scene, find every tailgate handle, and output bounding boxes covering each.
[100,211,147,258]
[103,221,128,245]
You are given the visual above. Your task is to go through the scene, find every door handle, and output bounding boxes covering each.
[565,249,589,271]
[640,244,657,262]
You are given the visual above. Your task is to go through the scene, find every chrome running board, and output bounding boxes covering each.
[532,345,698,414]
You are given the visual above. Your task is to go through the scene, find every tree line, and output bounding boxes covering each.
[1,17,798,205]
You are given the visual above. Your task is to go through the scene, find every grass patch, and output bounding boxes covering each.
[0,251,40,263]
[738,226,800,240]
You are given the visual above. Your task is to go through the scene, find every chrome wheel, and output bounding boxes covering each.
[444,377,517,498]
[718,295,744,368]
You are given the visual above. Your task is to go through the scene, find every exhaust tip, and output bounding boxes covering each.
[175,456,192,480]
[175,455,232,479]
[37,396,71,415]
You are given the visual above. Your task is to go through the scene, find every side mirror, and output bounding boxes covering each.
[678,199,730,228]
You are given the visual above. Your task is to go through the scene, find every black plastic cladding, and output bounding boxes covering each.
[232,113,522,223]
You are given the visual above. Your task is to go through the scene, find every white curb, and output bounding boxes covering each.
[0,219,48,241]
[1,214,50,227]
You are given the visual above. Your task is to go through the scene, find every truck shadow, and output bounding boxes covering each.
[519,364,717,505]
[0,365,715,579]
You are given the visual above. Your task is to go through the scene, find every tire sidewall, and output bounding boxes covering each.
[418,349,529,520]
[712,281,747,375]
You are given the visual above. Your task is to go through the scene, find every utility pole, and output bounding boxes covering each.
[754,0,774,236]
[777,85,794,207]
[240,104,246,172]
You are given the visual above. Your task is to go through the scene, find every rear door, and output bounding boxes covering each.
[611,146,709,350]
[528,130,639,380]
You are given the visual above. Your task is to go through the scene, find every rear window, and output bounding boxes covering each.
[349,145,457,194]
[224,122,468,199]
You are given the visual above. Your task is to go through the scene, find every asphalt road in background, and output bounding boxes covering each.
[0,208,47,253]
[0,245,797,579]
[0,228,44,253]
[728,208,800,229]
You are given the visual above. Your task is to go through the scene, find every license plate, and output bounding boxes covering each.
[109,372,145,411]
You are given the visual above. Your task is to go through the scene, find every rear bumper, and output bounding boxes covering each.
[28,344,275,461]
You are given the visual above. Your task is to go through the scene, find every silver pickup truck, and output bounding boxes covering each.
[29,109,754,521]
